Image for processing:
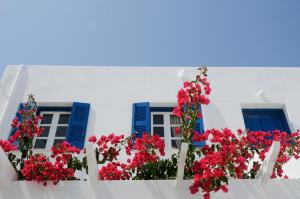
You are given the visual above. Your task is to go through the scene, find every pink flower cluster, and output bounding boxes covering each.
[21,141,82,185]
[99,162,130,180]
[51,141,81,163]
[21,154,75,185]
[129,133,165,168]
[173,70,211,119]
[89,133,165,180]
[10,113,43,142]
[0,140,17,152]
[191,128,300,198]
[173,67,211,142]
[88,133,126,163]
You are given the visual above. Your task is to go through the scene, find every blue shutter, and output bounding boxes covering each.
[242,109,291,134]
[8,103,24,139]
[66,102,90,149]
[194,105,206,147]
[132,102,151,138]
[16,103,24,121]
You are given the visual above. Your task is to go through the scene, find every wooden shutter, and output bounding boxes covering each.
[194,105,206,147]
[242,109,291,133]
[132,102,151,138]
[66,102,90,149]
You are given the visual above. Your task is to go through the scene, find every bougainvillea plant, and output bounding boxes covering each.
[87,67,300,199]
[0,95,87,185]
[172,67,300,198]
[173,66,211,143]
[172,67,211,179]
[191,128,300,198]
[88,133,169,180]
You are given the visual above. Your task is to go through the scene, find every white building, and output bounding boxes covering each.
[0,65,300,199]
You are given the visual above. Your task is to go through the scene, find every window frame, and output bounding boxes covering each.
[150,108,182,150]
[34,111,71,149]
[34,106,72,149]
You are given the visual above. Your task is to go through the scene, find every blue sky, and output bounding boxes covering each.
[0,0,300,76]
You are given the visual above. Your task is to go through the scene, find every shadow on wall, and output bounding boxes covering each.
[203,101,227,130]
[290,121,299,132]
[229,179,300,199]
[0,181,100,199]
[0,65,28,139]
[86,108,96,143]
[0,180,202,199]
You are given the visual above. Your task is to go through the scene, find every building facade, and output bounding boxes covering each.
[0,65,300,198]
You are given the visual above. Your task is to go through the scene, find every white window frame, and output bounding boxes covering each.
[33,111,70,149]
[151,112,182,150]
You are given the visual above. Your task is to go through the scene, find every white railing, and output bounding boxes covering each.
[0,141,283,199]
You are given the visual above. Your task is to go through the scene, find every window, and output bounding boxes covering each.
[151,112,182,149]
[10,102,90,149]
[34,111,71,149]
[242,109,291,133]
[132,102,205,149]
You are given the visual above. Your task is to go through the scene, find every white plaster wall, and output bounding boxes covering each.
[13,65,300,135]
[0,65,28,140]
[2,65,300,177]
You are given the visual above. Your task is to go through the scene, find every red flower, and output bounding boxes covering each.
[221,185,228,193]
[51,141,81,163]
[175,127,181,135]
[189,184,199,194]
[172,106,182,118]
[237,156,245,164]
[99,163,129,180]
[21,154,75,185]
[203,193,210,199]
[129,133,165,169]
[0,140,17,152]
[88,135,97,143]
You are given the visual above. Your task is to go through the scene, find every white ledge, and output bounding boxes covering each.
[0,179,299,199]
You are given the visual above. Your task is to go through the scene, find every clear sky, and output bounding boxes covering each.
[0,0,300,76]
